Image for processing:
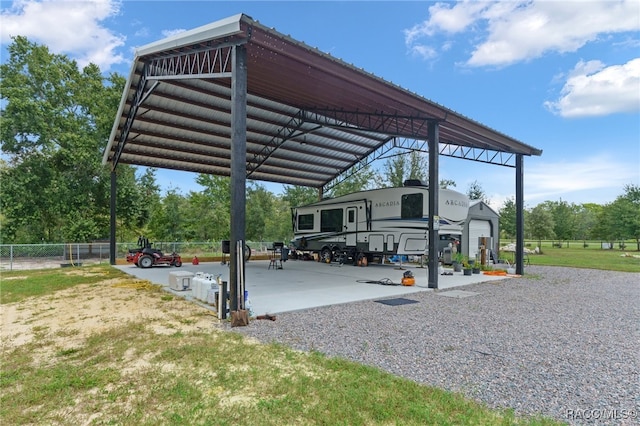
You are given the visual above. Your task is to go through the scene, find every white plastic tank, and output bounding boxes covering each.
[192,272,204,300]
[206,285,218,305]
[199,274,214,301]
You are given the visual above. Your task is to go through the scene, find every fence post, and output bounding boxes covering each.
[10,245,13,271]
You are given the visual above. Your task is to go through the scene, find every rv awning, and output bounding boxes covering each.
[103,13,542,189]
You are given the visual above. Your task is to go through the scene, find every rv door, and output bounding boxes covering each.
[345,206,357,246]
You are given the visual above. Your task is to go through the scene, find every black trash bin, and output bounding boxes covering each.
[221,240,230,264]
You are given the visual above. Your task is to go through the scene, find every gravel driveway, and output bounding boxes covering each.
[229,266,640,425]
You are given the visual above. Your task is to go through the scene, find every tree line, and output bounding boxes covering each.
[499,186,640,250]
[1,38,638,248]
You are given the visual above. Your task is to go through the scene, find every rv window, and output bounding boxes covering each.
[348,209,355,223]
[298,214,314,230]
[321,208,343,233]
[401,193,423,219]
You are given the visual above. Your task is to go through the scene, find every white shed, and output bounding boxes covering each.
[463,200,499,262]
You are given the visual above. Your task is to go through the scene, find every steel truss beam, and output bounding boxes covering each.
[301,108,433,139]
[297,108,517,191]
[322,138,412,193]
[243,104,519,191]
[246,111,314,178]
[303,109,517,167]
[112,63,158,168]
[112,41,250,169]
[146,40,247,80]
[323,137,517,193]
[439,142,516,167]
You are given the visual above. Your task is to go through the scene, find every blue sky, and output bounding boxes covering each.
[1,0,639,210]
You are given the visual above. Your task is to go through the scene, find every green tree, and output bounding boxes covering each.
[106,165,149,242]
[541,200,578,245]
[575,203,601,241]
[147,188,188,242]
[439,179,457,189]
[382,153,407,187]
[499,197,517,239]
[619,184,640,250]
[192,174,231,240]
[381,151,427,187]
[408,151,428,182]
[466,180,487,202]
[136,168,161,228]
[183,191,219,241]
[269,195,296,242]
[281,185,319,208]
[327,164,377,198]
[246,183,275,241]
[527,204,555,250]
[595,184,640,250]
[0,36,127,242]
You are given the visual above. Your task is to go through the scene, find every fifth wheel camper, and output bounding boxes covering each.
[290,181,469,263]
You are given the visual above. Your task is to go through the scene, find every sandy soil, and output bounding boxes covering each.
[1,277,220,355]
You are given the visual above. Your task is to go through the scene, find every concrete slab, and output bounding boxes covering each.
[113,259,507,315]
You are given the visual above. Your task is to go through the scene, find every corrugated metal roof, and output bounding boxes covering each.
[103,13,542,189]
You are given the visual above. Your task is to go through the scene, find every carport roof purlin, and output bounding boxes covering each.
[103,13,542,189]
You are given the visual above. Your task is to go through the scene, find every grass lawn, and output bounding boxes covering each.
[520,247,640,273]
[0,265,562,425]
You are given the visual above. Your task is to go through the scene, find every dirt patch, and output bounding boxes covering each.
[0,278,221,354]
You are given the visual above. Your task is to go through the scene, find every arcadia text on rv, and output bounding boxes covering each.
[290,181,469,264]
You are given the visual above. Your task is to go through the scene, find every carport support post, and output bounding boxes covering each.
[229,44,247,312]
[110,169,116,265]
[428,121,439,289]
[515,154,525,275]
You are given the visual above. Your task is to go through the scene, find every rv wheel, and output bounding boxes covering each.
[320,247,333,263]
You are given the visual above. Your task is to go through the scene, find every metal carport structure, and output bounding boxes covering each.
[103,13,542,310]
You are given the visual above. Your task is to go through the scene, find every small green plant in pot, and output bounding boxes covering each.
[453,253,464,272]
[462,257,472,275]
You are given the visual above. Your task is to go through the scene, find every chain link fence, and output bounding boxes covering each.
[0,241,277,271]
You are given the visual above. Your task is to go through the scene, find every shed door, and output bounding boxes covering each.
[468,220,491,259]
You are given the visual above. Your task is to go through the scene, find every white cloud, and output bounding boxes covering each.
[405,0,640,68]
[523,154,639,203]
[0,0,125,70]
[442,152,639,208]
[134,27,149,38]
[405,1,487,61]
[161,28,186,39]
[409,44,438,61]
[405,1,486,42]
[544,58,640,117]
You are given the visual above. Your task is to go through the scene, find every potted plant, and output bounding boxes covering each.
[452,253,464,272]
[462,257,472,276]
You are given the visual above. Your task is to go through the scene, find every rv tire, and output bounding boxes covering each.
[320,247,333,263]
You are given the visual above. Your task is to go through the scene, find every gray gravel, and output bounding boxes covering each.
[227,266,640,425]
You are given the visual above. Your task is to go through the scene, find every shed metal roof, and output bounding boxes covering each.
[103,13,542,189]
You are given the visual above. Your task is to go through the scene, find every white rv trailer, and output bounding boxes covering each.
[290,182,470,263]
